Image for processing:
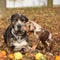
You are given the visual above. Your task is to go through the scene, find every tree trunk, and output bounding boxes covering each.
[0,0,6,18]
[48,0,53,7]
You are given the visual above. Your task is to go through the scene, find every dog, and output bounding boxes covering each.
[23,20,53,51]
[4,13,31,52]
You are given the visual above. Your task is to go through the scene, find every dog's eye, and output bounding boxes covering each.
[20,18,25,22]
[16,19,18,21]
[21,19,24,22]
[14,19,18,22]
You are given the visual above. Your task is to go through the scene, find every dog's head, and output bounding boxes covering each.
[10,13,28,32]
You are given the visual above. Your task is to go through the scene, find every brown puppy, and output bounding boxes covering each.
[23,20,53,51]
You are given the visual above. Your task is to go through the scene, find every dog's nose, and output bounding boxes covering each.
[17,24,21,28]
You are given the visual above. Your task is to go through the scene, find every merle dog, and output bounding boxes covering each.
[4,13,30,52]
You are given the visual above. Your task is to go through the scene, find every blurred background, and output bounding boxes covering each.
[6,0,60,8]
[0,0,60,18]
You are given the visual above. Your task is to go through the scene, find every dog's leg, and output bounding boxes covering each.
[5,38,15,53]
[47,33,53,51]
[3,42,11,54]
[48,33,53,41]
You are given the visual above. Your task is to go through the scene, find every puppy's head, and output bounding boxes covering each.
[10,13,28,32]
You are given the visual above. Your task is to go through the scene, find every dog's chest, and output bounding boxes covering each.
[13,36,27,45]
[11,36,28,50]
[13,40,28,50]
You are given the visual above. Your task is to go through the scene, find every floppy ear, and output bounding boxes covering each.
[8,14,14,25]
[29,22,35,31]
[24,16,28,22]
[8,13,19,24]
[8,14,15,25]
[8,16,11,25]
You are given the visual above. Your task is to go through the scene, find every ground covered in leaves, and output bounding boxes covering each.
[0,7,60,60]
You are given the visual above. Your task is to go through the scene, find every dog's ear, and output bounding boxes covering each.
[21,14,28,22]
[8,13,19,24]
[8,14,13,25]
[8,17,11,24]
[10,13,19,22]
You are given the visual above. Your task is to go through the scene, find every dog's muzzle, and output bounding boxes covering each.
[17,24,21,29]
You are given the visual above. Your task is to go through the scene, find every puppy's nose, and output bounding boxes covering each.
[17,24,21,28]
